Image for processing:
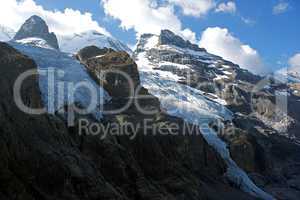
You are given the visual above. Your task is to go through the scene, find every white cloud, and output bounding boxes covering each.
[0,0,110,36]
[241,17,255,26]
[199,27,267,74]
[167,0,215,17]
[102,0,197,42]
[215,1,236,14]
[181,28,197,43]
[273,2,289,15]
[288,53,300,72]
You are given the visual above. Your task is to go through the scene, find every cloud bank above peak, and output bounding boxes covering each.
[0,0,111,36]
[101,0,197,42]
[199,27,267,74]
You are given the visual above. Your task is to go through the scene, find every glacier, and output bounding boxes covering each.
[135,35,274,200]
[10,39,110,121]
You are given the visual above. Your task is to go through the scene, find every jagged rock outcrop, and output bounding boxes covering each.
[13,15,59,49]
[77,46,141,98]
[76,46,114,64]
[159,30,206,52]
[0,42,256,200]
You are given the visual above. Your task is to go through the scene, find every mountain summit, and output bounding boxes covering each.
[159,29,206,52]
[13,15,59,49]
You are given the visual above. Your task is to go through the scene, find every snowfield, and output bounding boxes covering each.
[135,35,274,200]
[15,37,54,50]
[57,30,132,54]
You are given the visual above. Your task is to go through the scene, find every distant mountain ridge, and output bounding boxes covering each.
[57,30,132,54]
[7,15,131,54]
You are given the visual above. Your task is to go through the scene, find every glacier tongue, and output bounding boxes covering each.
[135,35,274,200]
[10,40,110,120]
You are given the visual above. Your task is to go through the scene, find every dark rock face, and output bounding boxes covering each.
[78,47,141,98]
[76,46,114,63]
[0,42,256,199]
[13,15,59,49]
[159,30,206,52]
[0,42,124,199]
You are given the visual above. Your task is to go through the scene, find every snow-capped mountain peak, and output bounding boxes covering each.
[57,30,132,54]
[13,15,59,50]
[159,29,206,52]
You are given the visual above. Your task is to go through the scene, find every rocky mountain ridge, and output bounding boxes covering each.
[0,41,260,200]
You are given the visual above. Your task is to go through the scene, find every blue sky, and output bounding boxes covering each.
[2,0,300,73]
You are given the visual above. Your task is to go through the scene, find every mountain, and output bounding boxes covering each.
[134,30,299,138]
[0,41,258,199]
[13,15,59,49]
[57,30,132,54]
[0,25,15,41]
[1,15,300,199]
[133,30,300,199]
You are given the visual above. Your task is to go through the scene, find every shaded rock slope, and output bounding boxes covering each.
[0,42,257,200]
